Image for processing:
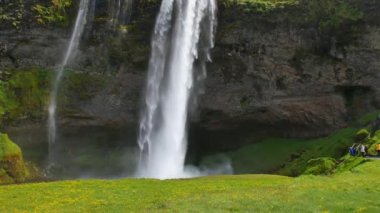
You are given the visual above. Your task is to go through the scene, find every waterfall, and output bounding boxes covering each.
[47,0,90,163]
[109,0,133,29]
[137,0,217,179]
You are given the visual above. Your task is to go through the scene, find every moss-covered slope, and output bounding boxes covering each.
[0,133,28,184]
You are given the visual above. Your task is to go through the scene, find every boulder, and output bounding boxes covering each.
[0,133,27,184]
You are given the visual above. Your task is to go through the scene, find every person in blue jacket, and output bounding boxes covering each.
[349,144,357,156]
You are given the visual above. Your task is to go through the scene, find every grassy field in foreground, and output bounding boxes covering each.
[1,161,380,212]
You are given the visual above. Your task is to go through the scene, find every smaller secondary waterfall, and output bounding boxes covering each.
[109,0,133,29]
[137,0,217,179]
[47,0,90,161]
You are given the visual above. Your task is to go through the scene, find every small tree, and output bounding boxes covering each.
[0,0,25,29]
[33,0,72,25]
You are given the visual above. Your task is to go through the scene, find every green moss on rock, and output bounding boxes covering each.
[355,129,369,142]
[0,133,27,184]
[24,162,42,180]
[0,168,13,184]
[303,157,337,175]
[62,70,107,102]
[0,68,51,126]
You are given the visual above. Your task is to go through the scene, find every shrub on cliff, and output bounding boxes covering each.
[0,0,73,29]
[0,133,27,184]
[303,157,337,175]
[355,129,369,142]
[33,0,72,25]
[0,0,25,29]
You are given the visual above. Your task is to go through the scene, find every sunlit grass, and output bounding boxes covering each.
[1,161,379,212]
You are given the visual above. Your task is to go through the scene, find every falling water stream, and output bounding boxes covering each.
[137,0,218,179]
[109,0,133,30]
[47,0,90,163]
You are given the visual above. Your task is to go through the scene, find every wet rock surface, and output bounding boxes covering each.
[0,0,379,140]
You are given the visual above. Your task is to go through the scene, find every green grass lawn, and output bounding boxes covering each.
[1,160,380,212]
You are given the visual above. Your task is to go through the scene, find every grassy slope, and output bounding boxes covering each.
[228,137,317,173]
[225,128,357,175]
[210,109,379,176]
[0,161,379,212]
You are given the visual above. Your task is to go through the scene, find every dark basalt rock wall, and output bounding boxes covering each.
[201,1,380,138]
[1,0,379,140]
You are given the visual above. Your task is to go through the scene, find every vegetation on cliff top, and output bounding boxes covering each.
[1,0,364,29]
[0,0,73,29]
[0,0,25,29]
[33,0,73,25]
[221,0,298,12]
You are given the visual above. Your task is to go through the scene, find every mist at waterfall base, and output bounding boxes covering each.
[10,124,236,179]
[40,0,232,179]
[136,0,233,179]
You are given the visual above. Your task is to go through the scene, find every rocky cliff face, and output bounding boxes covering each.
[1,0,379,141]
[203,1,380,138]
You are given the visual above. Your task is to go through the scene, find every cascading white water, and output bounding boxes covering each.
[109,0,133,29]
[137,0,217,179]
[47,0,90,159]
